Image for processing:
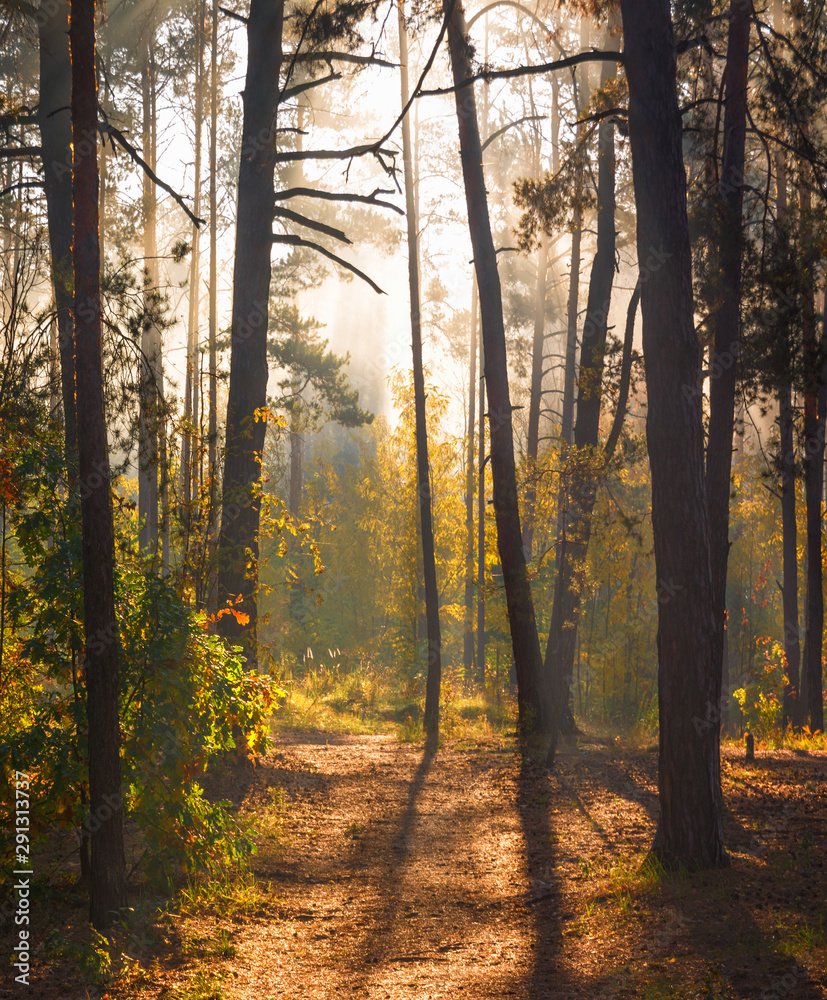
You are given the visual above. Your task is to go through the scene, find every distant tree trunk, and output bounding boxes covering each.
[801,238,826,733]
[521,238,548,562]
[38,0,77,464]
[183,0,206,519]
[70,0,127,928]
[705,0,750,735]
[208,0,219,535]
[464,279,477,676]
[780,381,801,729]
[621,0,726,867]
[400,0,442,739]
[139,32,161,557]
[445,0,550,733]
[288,404,303,516]
[773,148,801,732]
[477,336,486,686]
[546,41,619,738]
[216,0,284,660]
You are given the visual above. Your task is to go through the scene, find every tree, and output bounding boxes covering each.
[443,0,551,734]
[399,0,442,740]
[215,0,285,662]
[620,0,726,867]
[705,0,750,730]
[70,0,128,926]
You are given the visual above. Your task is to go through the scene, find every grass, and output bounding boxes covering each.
[169,968,227,1000]
[271,658,517,744]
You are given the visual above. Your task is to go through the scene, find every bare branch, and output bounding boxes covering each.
[481,114,544,152]
[289,50,398,68]
[274,185,405,215]
[273,207,352,244]
[273,234,385,294]
[0,146,42,159]
[418,50,623,98]
[219,5,247,23]
[102,122,204,227]
[281,71,341,102]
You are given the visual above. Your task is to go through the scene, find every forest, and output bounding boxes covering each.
[1,0,827,995]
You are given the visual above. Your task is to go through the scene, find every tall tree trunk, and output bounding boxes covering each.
[139,33,161,557]
[477,335,486,686]
[183,0,206,520]
[705,0,750,734]
[621,0,726,867]
[208,0,219,547]
[444,0,550,733]
[464,278,477,675]
[773,143,802,732]
[288,404,303,516]
[70,0,127,927]
[400,0,442,738]
[216,0,284,659]
[780,381,801,729]
[801,225,826,732]
[546,38,619,738]
[521,238,548,561]
[38,0,77,464]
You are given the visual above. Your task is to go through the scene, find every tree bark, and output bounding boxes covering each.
[545,40,619,738]
[183,0,206,520]
[139,32,161,557]
[621,0,726,867]
[70,0,127,927]
[400,0,442,739]
[780,381,801,730]
[444,0,550,733]
[801,245,826,734]
[216,0,284,660]
[705,0,750,734]
[521,238,548,562]
[477,335,486,686]
[464,278,477,675]
[38,0,77,465]
[208,0,219,556]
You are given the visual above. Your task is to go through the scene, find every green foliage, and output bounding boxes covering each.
[0,431,280,881]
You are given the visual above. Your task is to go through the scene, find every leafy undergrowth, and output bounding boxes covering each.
[272,661,516,743]
[2,730,825,1000]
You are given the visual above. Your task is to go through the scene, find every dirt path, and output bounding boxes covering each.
[13,732,825,999]
[192,733,826,1000]
[220,733,551,999]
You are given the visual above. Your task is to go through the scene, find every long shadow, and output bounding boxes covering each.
[517,749,564,999]
[528,744,825,999]
[345,748,435,967]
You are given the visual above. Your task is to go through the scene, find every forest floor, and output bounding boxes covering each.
[3,730,827,1000]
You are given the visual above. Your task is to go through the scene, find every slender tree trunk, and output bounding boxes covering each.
[464,278,477,675]
[139,33,161,557]
[801,241,826,733]
[208,0,219,545]
[546,40,619,738]
[288,405,303,516]
[621,0,726,867]
[780,382,801,729]
[216,0,284,660]
[477,336,486,686]
[183,0,206,519]
[521,238,547,561]
[400,0,442,738]
[444,0,550,733]
[70,0,127,927]
[773,145,802,732]
[706,0,750,733]
[38,0,77,464]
